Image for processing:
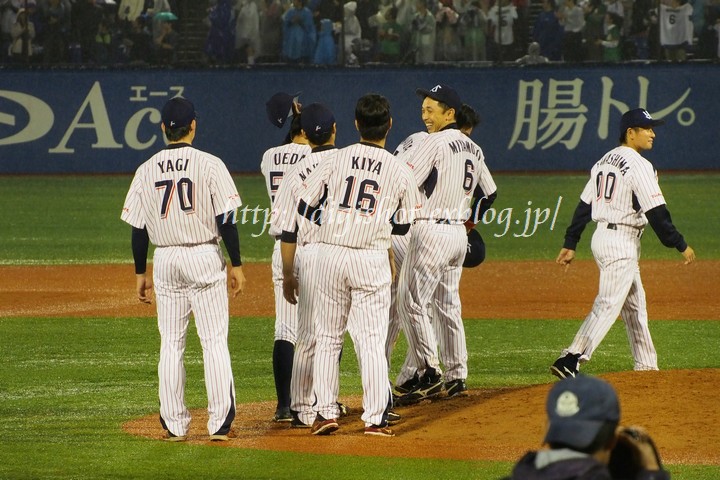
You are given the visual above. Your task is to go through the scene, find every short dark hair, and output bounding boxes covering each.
[549,421,618,454]
[619,126,636,144]
[456,104,480,131]
[355,93,391,141]
[164,125,192,142]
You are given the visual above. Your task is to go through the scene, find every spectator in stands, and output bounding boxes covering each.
[313,16,336,63]
[597,11,622,61]
[411,0,436,63]
[258,0,282,62]
[1,2,22,62]
[533,0,563,61]
[10,7,34,62]
[605,0,624,26]
[356,0,380,49]
[41,0,69,63]
[205,0,235,64]
[150,0,172,44]
[458,0,488,61]
[118,0,145,24]
[120,14,153,64]
[435,0,462,60]
[71,0,103,63]
[659,0,693,61]
[627,0,652,59]
[488,0,518,61]
[282,0,316,63]
[583,0,606,60]
[94,18,114,64]
[516,40,549,62]
[378,5,403,61]
[154,18,178,64]
[234,0,260,64]
[559,0,585,61]
[343,0,362,63]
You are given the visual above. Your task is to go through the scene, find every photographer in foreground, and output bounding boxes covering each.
[503,374,670,480]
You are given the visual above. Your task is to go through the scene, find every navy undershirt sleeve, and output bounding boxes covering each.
[563,201,592,250]
[216,213,242,267]
[131,227,149,274]
[645,204,688,252]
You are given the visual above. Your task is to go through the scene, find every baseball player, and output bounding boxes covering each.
[121,97,245,442]
[261,93,311,422]
[387,103,486,398]
[396,85,497,405]
[273,102,337,428]
[551,108,696,379]
[288,93,421,437]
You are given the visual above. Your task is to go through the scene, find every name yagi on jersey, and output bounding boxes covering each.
[596,153,630,175]
[351,156,382,174]
[448,139,481,158]
[157,158,190,173]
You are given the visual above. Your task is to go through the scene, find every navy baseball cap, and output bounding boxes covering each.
[161,97,196,129]
[619,108,665,135]
[463,229,486,268]
[300,103,335,142]
[544,375,620,450]
[266,91,301,128]
[416,84,462,112]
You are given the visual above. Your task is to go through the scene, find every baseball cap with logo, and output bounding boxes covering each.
[619,108,665,135]
[416,84,462,112]
[300,103,335,144]
[266,91,301,129]
[544,374,620,450]
[161,97,196,129]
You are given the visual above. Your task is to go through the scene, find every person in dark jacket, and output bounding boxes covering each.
[503,375,670,480]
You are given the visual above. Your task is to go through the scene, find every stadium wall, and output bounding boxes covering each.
[0,64,718,174]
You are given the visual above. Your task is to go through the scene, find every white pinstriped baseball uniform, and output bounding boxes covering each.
[261,142,311,345]
[386,131,435,388]
[562,146,668,370]
[121,143,242,437]
[299,142,421,427]
[272,147,335,426]
[398,128,496,382]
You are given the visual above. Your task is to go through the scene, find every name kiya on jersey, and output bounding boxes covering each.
[158,157,190,173]
[596,153,630,175]
[352,156,382,174]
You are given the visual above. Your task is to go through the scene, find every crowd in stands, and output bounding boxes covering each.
[1,0,719,66]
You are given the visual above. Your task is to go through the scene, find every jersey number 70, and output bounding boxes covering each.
[155,178,195,218]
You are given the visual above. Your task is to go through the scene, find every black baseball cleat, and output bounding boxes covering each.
[337,402,350,417]
[395,369,443,406]
[550,353,581,379]
[393,372,420,395]
[444,379,467,398]
[387,410,402,425]
[273,406,292,423]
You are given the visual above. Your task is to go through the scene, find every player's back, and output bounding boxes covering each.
[273,147,337,244]
[584,145,665,228]
[409,128,483,221]
[261,142,312,205]
[133,144,240,246]
[315,142,418,250]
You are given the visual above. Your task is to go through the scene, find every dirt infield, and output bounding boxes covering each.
[2,260,718,465]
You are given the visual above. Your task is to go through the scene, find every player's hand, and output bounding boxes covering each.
[136,273,153,304]
[229,266,246,298]
[283,274,299,305]
[681,246,696,265]
[556,248,576,267]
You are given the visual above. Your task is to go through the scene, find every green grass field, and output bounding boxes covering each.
[0,174,718,479]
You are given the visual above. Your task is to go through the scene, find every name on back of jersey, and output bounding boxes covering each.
[274,151,306,165]
[158,157,190,173]
[596,153,630,175]
[352,156,382,174]
[448,138,482,158]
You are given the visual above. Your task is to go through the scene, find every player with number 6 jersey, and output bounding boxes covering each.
[121,97,245,442]
[552,108,696,379]
[397,85,497,406]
